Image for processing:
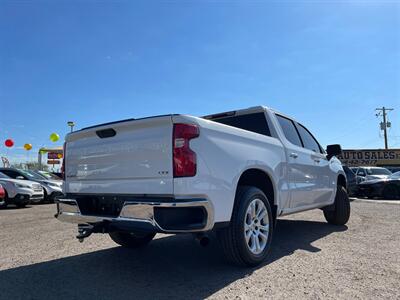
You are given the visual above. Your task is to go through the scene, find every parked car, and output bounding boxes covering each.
[0,168,62,203]
[0,171,44,208]
[355,167,392,182]
[342,166,358,196]
[56,106,350,266]
[0,183,5,207]
[358,171,400,199]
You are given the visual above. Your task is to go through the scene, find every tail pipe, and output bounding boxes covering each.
[194,232,210,247]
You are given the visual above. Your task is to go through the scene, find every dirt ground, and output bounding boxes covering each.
[0,199,399,300]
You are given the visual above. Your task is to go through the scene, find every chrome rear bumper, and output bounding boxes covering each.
[55,198,214,233]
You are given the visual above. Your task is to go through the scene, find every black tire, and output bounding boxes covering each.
[0,199,7,209]
[43,189,49,203]
[48,193,58,203]
[382,185,399,200]
[323,186,350,225]
[217,186,274,267]
[0,191,8,209]
[15,203,27,208]
[109,231,156,248]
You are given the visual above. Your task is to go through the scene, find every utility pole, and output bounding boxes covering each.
[375,107,394,149]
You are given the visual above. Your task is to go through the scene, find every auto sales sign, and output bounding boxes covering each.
[338,149,400,167]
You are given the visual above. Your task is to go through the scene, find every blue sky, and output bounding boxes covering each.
[0,1,399,163]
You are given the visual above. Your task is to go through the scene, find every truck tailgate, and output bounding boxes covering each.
[64,115,174,195]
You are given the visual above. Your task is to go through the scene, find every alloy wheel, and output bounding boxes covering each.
[244,198,270,255]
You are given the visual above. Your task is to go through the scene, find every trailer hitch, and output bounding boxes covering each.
[76,224,94,242]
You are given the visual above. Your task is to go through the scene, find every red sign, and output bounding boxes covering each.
[48,153,59,159]
[47,160,60,165]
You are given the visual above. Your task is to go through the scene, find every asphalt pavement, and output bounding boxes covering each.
[0,199,399,299]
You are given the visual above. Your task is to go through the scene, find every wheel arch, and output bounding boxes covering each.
[234,168,277,222]
[337,173,347,190]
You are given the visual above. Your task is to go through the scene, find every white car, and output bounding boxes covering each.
[354,166,392,182]
[0,172,44,208]
[0,168,63,203]
[56,106,350,266]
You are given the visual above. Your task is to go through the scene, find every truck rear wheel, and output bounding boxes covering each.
[217,186,274,267]
[109,231,156,248]
[323,186,350,225]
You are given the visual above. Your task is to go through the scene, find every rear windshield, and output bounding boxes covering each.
[211,112,271,137]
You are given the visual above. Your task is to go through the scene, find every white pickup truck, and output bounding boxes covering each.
[56,106,350,266]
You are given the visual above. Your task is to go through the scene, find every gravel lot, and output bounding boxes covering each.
[0,200,399,300]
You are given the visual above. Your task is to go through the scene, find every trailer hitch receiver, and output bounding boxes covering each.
[76,224,94,242]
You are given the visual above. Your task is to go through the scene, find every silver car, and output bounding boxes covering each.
[355,167,392,182]
[0,168,62,203]
[0,172,44,208]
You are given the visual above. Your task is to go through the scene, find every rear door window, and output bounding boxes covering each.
[212,112,271,136]
[275,115,303,147]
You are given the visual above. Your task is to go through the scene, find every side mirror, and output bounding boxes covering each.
[326,144,342,160]
[16,176,25,180]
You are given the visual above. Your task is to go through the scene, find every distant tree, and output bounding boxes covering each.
[11,162,49,171]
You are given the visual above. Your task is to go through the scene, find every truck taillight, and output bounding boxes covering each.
[173,123,199,177]
[61,142,66,180]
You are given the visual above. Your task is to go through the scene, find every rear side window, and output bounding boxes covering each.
[296,124,322,153]
[276,115,302,147]
[212,112,271,136]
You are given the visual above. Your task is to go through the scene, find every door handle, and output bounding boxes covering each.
[289,152,298,159]
[314,158,321,163]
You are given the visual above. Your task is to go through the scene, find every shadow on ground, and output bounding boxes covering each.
[1,205,32,210]
[0,219,347,300]
[1,202,54,210]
